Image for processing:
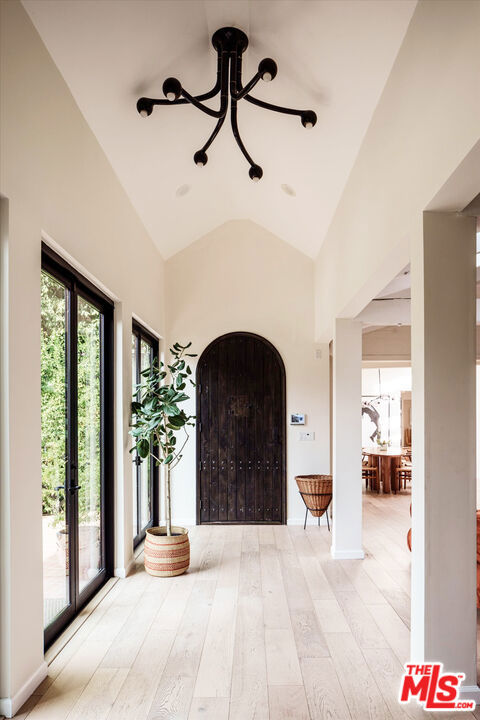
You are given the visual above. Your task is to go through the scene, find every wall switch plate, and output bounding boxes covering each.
[300,431,315,441]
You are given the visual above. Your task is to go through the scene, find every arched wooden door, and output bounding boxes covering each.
[197,332,286,524]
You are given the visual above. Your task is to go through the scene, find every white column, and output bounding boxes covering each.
[114,301,136,578]
[331,318,363,559]
[411,211,477,687]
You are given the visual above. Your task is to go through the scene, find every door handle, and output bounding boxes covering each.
[69,485,82,494]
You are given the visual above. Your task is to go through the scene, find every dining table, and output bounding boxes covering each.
[363,446,404,493]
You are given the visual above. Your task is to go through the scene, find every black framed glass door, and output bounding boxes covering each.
[132,321,159,548]
[41,244,113,648]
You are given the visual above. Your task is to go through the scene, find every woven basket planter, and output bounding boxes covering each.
[295,474,332,517]
[144,526,190,577]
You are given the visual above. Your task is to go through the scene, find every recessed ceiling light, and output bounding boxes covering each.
[175,184,191,198]
[281,184,296,197]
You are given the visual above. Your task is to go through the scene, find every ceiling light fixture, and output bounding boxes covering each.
[136,27,317,181]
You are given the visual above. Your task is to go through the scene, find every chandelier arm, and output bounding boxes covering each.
[244,94,304,117]
[199,112,227,153]
[231,71,262,101]
[137,84,221,109]
[137,54,223,110]
[230,53,256,168]
[231,101,255,167]
[180,88,226,117]
[180,50,229,118]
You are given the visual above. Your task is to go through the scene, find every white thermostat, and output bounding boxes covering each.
[290,413,305,425]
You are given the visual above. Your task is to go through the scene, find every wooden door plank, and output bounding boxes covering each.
[198,350,210,523]
[234,337,248,521]
[210,345,221,522]
[218,340,229,522]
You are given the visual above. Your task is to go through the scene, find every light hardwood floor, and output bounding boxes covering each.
[15,489,480,719]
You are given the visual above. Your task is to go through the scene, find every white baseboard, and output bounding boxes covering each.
[0,660,48,718]
[114,555,135,578]
[331,547,365,559]
[460,684,480,703]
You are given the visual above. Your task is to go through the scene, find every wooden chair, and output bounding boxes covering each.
[362,465,378,492]
[396,466,411,490]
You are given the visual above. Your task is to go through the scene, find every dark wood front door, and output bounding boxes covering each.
[197,332,286,524]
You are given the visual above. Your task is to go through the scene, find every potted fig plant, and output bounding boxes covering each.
[130,341,196,577]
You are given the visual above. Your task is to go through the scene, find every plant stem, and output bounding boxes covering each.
[165,464,172,536]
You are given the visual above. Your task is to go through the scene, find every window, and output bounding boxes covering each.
[132,321,159,547]
[41,244,113,648]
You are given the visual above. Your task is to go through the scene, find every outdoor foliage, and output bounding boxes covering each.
[41,272,101,526]
[41,272,67,517]
[130,342,196,535]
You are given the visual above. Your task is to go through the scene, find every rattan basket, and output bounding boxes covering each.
[295,474,332,517]
[144,526,190,577]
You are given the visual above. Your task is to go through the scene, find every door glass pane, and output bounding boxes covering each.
[77,296,102,592]
[140,339,152,529]
[41,271,69,628]
[132,334,138,538]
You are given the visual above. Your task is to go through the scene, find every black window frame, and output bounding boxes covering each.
[132,319,159,548]
[41,242,114,649]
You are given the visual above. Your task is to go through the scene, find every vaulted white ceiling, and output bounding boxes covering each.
[22,0,416,259]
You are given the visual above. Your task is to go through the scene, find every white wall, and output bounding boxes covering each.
[314,0,480,340]
[0,1,165,712]
[165,220,330,526]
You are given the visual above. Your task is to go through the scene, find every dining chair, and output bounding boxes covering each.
[362,465,378,492]
[396,466,411,490]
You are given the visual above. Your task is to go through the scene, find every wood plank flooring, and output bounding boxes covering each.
[16,489,478,719]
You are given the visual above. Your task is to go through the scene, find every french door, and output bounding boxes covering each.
[41,244,113,648]
[132,321,159,548]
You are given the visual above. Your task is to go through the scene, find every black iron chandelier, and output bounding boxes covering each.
[136,26,317,181]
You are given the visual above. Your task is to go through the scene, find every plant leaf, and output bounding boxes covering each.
[137,438,150,458]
